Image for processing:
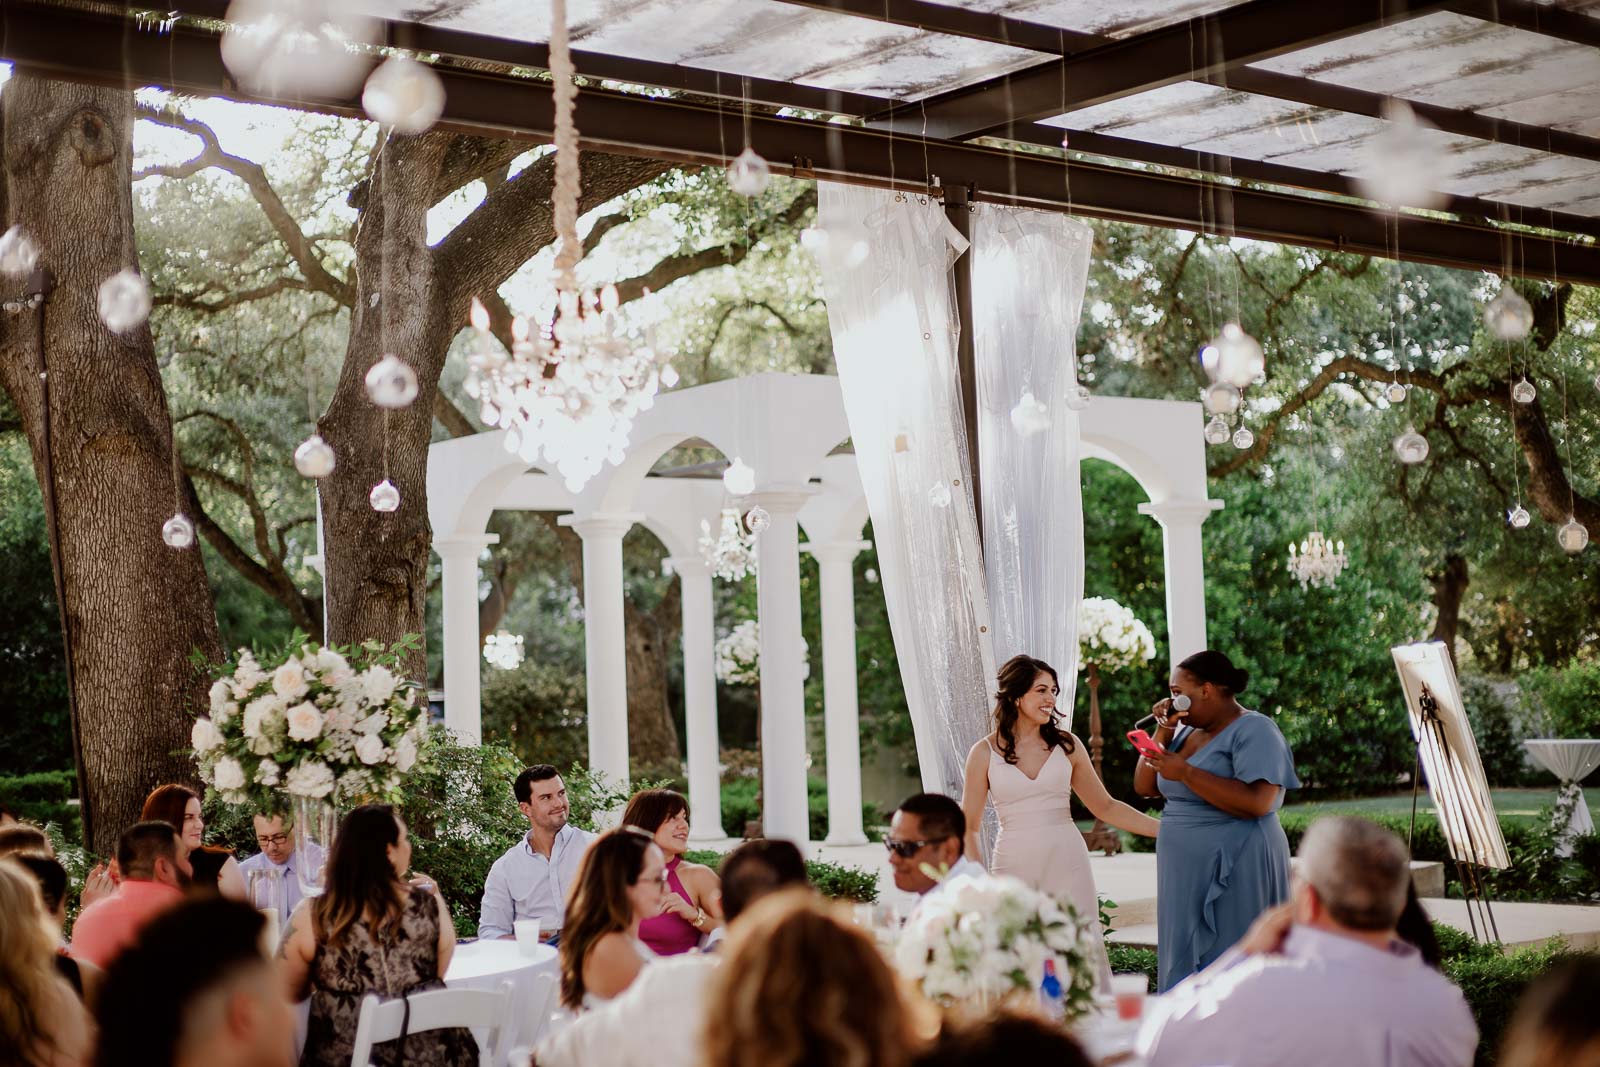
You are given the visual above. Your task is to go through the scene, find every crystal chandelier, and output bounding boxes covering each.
[462,0,674,493]
[699,508,756,582]
[1287,530,1349,590]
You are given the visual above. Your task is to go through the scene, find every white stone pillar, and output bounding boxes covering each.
[749,490,813,844]
[561,514,637,790]
[802,539,871,845]
[1137,499,1224,667]
[667,555,726,841]
[434,534,499,746]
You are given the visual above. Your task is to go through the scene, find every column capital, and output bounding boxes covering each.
[559,512,642,539]
[433,534,500,559]
[1137,498,1224,525]
[801,539,873,563]
[664,554,714,577]
[742,486,818,514]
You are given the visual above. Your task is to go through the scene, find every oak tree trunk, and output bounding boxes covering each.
[0,76,222,853]
[1428,553,1470,665]
[623,592,683,776]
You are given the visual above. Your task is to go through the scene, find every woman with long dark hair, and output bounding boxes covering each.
[558,827,667,1011]
[141,785,246,901]
[278,804,475,1067]
[1135,649,1300,991]
[622,789,723,955]
[960,655,1160,982]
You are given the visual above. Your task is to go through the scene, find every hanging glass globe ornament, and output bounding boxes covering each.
[1557,518,1589,554]
[1231,426,1255,450]
[369,479,401,513]
[722,457,756,497]
[1203,381,1242,415]
[98,269,152,333]
[1063,383,1091,411]
[362,55,446,135]
[1484,283,1534,341]
[1354,99,1449,210]
[1009,391,1051,436]
[726,147,771,197]
[1384,381,1408,404]
[1203,415,1232,445]
[744,506,771,535]
[1511,378,1537,404]
[1508,504,1530,529]
[220,0,379,99]
[0,227,40,276]
[1393,428,1430,464]
[162,513,195,549]
[1209,323,1265,388]
[292,434,336,479]
[928,481,952,509]
[364,354,419,409]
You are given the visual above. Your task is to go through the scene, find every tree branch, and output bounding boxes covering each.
[433,391,477,439]
[152,276,314,312]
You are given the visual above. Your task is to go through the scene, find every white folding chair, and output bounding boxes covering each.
[347,981,514,1067]
[517,972,560,1049]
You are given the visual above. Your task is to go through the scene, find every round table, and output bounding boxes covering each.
[1523,739,1600,856]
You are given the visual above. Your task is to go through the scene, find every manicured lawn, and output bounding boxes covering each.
[1284,789,1598,830]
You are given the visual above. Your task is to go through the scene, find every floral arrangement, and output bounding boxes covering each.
[713,620,808,687]
[482,630,525,671]
[894,871,1098,1020]
[1077,596,1156,673]
[188,634,431,809]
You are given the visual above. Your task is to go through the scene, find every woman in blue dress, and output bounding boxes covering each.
[1135,649,1300,991]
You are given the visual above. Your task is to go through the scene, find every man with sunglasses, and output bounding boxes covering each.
[887,793,982,912]
[238,811,321,918]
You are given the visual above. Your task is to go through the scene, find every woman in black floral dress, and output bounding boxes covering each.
[279,804,477,1067]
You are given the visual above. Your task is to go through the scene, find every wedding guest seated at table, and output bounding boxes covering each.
[12,853,103,1008]
[1498,953,1600,1067]
[278,804,476,1067]
[703,890,928,1067]
[71,822,192,971]
[535,839,810,1067]
[95,897,294,1067]
[238,810,322,919]
[887,793,982,911]
[622,789,723,954]
[479,765,595,944]
[142,785,247,901]
[912,1011,1094,1067]
[1139,816,1477,1067]
[0,857,94,1067]
[558,826,666,1011]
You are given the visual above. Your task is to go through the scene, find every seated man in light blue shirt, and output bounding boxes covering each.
[1140,816,1478,1067]
[237,811,322,919]
[478,764,596,943]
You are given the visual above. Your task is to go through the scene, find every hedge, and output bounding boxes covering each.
[0,770,79,838]
[683,847,878,905]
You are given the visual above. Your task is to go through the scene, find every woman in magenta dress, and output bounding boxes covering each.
[621,789,723,954]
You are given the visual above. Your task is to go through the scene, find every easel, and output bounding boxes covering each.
[1080,663,1122,856]
[1409,682,1501,942]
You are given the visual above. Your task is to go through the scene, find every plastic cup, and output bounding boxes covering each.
[1111,973,1147,1021]
[513,919,541,956]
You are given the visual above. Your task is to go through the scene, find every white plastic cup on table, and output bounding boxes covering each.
[1111,972,1148,1021]
[513,919,543,957]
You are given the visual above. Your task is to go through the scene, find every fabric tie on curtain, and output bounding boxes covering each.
[815,183,996,803]
[970,205,1093,728]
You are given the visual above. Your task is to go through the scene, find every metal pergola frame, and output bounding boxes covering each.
[3,0,1598,285]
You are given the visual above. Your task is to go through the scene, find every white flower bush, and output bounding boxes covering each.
[1077,596,1157,673]
[713,620,808,688]
[894,871,1098,1020]
[190,634,431,808]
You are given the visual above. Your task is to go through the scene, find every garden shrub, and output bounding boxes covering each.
[480,661,589,773]
[1460,675,1542,788]
[718,774,881,841]
[0,770,79,838]
[1521,661,1600,744]
[1107,944,1159,992]
[683,848,877,904]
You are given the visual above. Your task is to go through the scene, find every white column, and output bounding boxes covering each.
[667,555,726,841]
[560,514,638,790]
[434,534,499,746]
[1137,499,1224,666]
[802,539,871,845]
[749,490,813,844]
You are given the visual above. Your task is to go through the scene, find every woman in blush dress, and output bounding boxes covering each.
[961,654,1161,981]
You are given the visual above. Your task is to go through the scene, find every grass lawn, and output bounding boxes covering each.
[1284,788,1598,830]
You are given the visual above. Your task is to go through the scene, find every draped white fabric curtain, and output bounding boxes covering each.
[970,205,1093,729]
[816,183,997,800]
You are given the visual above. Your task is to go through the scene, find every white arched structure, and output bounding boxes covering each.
[425,374,1220,844]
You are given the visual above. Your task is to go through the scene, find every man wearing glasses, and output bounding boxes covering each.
[238,812,322,918]
[886,793,983,915]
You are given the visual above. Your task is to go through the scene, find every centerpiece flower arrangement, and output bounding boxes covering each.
[188,633,431,809]
[894,871,1098,1021]
[1077,596,1156,672]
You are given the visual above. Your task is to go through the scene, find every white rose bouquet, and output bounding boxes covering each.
[189,633,431,809]
[713,620,808,688]
[894,871,1098,1020]
[1077,596,1156,673]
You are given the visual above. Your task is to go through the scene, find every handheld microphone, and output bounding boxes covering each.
[1135,693,1190,732]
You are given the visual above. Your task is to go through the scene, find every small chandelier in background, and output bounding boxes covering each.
[1288,530,1349,590]
[483,631,525,671]
[700,508,756,582]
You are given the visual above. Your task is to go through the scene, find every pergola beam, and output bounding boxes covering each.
[869,0,1444,139]
[1445,0,1600,49]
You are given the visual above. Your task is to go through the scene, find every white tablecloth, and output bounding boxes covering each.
[1523,739,1600,855]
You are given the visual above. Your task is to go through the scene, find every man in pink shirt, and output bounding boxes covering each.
[72,820,192,969]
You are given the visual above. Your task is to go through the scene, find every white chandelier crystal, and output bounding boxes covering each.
[460,0,672,494]
[699,508,756,582]
[483,630,525,671]
[1288,530,1349,590]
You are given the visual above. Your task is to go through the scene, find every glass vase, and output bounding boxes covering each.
[290,794,337,899]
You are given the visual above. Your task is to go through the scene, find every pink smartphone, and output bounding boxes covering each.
[1126,729,1165,759]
